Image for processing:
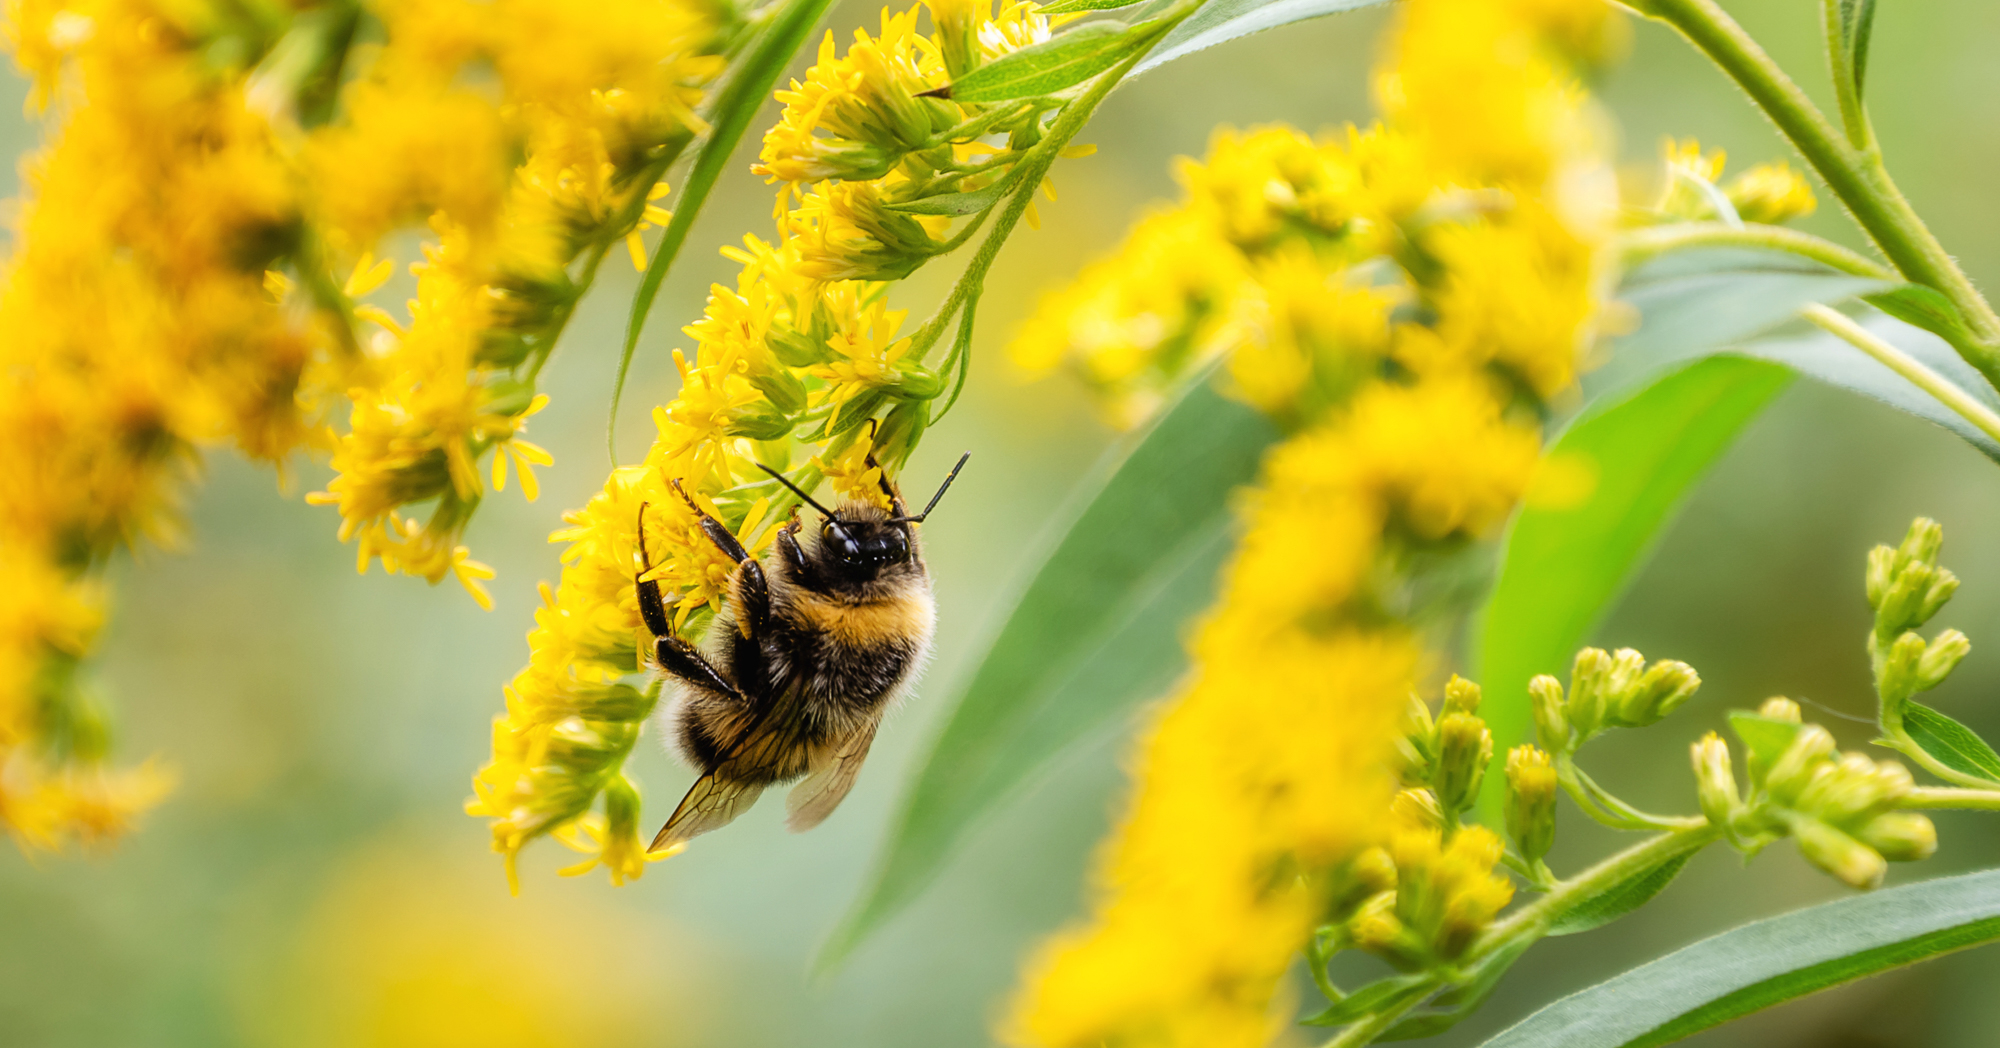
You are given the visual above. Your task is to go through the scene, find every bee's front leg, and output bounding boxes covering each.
[670,481,771,644]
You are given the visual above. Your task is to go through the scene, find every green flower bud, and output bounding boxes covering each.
[769,324,830,367]
[1918,568,1961,626]
[1434,712,1492,814]
[750,368,810,416]
[1691,732,1742,829]
[893,365,945,400]
[1898,517,1944,568]
[1614,659,1701,727]
[1865,544,1896,608]
[1792,816,1887,890]
[1348,892,1423,970]
[1794,752,1909,823]
[725,405,796,441]
[1444,674,1482,715]
[1877,563,1938,637]
[1878,631,1929,702]
[1504,745,1557,863]
[1765,724,1838,801]
[1758,697,1802,723]
[1567,648,1613,739]
[1856,812,1937,863]
[1915,629,1971,691]
[1530,674,1569,752]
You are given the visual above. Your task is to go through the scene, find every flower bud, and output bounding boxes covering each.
[1530,674,1569,752]
[1856,812,1937,863]
[1434,712,1493,814]
[1348,892,1422,969]
[1504,745,1557,863]
[750,368,810,415]
[1878,631,1929,701]
[1899,517,1944,567]
[1615,659,1701,727]
[1567,648,1613,739]
[726,404,796,441]
[1758,697,1802,723]
[1444,674,1482,714]
[1723,161,1817,224]
[1877,563,1938,637]
[1794,752,1905,823]
[1765,724,1837,801]
[1865,544,1896,608]
[1919,569,1961,626]
[1915,629,1971,691]
[1792,817,1887,890]
[1691,732,1742,828]
[1391,787,1444,830]
[1398,695,1438,787]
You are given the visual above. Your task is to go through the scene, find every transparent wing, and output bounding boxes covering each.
[784,720,882,833]
[650,773,766,850]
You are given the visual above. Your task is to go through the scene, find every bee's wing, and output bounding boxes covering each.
[784,719,881,833]
[650,773,766,851]
[650,724,796,850]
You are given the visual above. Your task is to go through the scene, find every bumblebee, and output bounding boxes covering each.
[640,453,970,851]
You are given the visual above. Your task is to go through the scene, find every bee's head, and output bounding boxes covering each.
[759,452,971,587]
[816,505,914,583]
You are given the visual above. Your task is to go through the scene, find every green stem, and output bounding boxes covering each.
[1316,985,1436,1048]
[607,0,838,464]
[905,10,1190,362]
[1817,0,1874,153]
[1799,304,2000,447]
[1637,0,2000,377]
[1467,825,1721,964]
[1903,787,2000,810]
[1557,755,1706,832]
[1620,221,1895,279]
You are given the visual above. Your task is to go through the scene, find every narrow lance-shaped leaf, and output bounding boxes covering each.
[607,0,837,461]
[1478,869,2000,1048]
[927,21,1158,103]
[1129,0,1388,78]
[1903,703,2000,785]
[818,381,1277,969]
[1040,0,1147,13]
[1477,357,1792,799]
[1546,850,1698,937]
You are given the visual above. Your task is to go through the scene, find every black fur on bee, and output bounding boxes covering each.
[640,451,969,850]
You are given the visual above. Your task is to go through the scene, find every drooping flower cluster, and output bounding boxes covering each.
[304,0,728,604]
[471,0,1104,887]
[1004,0,1621,1044]
[0,0,729,853]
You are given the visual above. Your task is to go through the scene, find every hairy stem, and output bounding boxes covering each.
[1636,0,2000,375]
[1903,787,2000,810]
[1620,221,1895,279]
[1316,984,1436,1048]
[1467,824,1721,963]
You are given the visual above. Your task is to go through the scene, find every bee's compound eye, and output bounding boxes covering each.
[824,522,864,561]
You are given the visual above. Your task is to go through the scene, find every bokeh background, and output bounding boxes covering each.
[6,0,2000,1044]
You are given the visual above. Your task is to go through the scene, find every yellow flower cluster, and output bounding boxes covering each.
[1652,137,1817,225]
[0,0,727,853]
[472,0,1088,886]
[1005,1,1619,1044]
[303,0,727,605]
[0,0,310,849]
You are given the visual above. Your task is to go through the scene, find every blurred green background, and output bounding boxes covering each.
[7,1,2000,1044]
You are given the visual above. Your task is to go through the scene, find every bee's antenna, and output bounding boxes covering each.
[757,463,843,522]
[893,452,971,524]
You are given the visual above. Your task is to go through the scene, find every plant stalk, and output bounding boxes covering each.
[1636,0,2000,378]
[1800,304,2000,447]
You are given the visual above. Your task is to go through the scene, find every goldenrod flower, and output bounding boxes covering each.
[1004,0,1614,1042]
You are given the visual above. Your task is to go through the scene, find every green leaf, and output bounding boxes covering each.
[886,169,1022,216]
[607,0,837,463]
[1729,711,1805,786]
[1547,850,1697,937]
[1302,974,1436,1027]
[933,21,1157,102]
[1040,0,1147,12]
[1477,870,2000,1048]
[1129,0,1389,78]
[1379,939,1532,1040]
[1586,248,1890,398]
[819,382,1277,969]
[1476,357,1792,789]
[1904,703,2000,785]
[1834,0,1878,101]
